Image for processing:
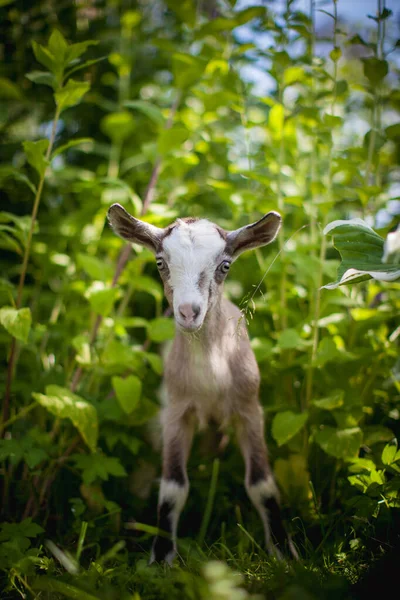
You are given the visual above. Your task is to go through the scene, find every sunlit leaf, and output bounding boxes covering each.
[272,411,308,447]
[0,306,31,342]
[55,79,90,113]
[52,138,94,159]
[77,253,114,281]
[124,100,165,127]
[23,140,49,178]
[112,375,142,414]
[148,317,175,342]
[85,283,120,316]
[323,219,400,288]
[314,426,362,459]
[32,385,98,451]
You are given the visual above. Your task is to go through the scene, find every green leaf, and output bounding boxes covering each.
[65,40,98,64]
[148,317,175,342]
[55,79,90,113]
[382,442,397,466]
[65,56,107,79]
[313,390,344,410]
[363,58,388,86]
[171,53,207,89]
[0,166,37,195]
[48,29,68,64]
[363,426,394,446]
[32,385,98,452]
[71,453,126,485]
[0,76,23,99]
[33,578,100,600]
[132,275,163,302]
[32,41,55,73]
[323,219,400,288]
[85,284,120,316]
[158,125,189,155]
[283,66,306,87]
[329,46,342,62]
[52,138,93,159]
[0,306,31,342]
[26,70,56,88]
[271,411,308,447]
[268,104,284,138]
[124,100,165,127]
[143,352,163,375]
[112,375,142,414]
[314,427,362,459]
[77,253,114,281]
[23,140,49,178]
[277,328,306,350]
[101,111,135,142]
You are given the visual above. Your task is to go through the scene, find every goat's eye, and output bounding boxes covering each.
[156,257,166,270]
[219,261,231,274]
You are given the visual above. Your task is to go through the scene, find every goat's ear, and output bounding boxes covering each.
[107,203,164,254]
[226,212,282,259]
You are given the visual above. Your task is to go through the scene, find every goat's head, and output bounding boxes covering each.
[108,204,281,332]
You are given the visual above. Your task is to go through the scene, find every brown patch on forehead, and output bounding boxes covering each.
[198,271,207,290]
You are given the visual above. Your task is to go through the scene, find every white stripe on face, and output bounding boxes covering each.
[162,220,226,328]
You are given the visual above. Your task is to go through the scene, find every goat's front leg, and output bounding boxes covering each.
[236,406,298,559]
[150,407,195,564]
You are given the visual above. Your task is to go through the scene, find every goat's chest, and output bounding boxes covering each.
[167,344,233,428]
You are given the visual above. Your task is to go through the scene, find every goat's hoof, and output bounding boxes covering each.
[149,537,176,565]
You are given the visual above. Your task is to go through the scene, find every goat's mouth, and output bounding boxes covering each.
[175,319,203,334]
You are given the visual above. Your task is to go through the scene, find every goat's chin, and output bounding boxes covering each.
[175,321,203,334]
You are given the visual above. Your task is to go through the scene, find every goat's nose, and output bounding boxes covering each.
[178,303,200,322]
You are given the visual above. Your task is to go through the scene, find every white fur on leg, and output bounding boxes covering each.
[246,476,283,558]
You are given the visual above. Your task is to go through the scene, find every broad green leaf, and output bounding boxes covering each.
[363,57,388,85]
[314,426,362,459]
[85,283,120,316]
[64,56,107,79]
[382,442,398,466]
[283,66,306,87]
[23,140,49,178]
[124,100,165,127]
[143,352,163,375]
[77,253,114,281]
[363,426,394,446]
[251,337,274,361]
[158,125,189,155]
[165,0,196,27]
[52,138,93,159]
[0,306,31,342]
[55,79,90,113]
[148,317,175,342]
[171,53,207,89]
[101,111,135,142]
[313,390,344,410]
[48,29,68,65]
[271,411,308,447]
[323,219,400,288]
[132,275,163,302]
[32,385,98,452]
[112,375,142,414]
[277,328,306,350]
[26,70,56,89]
[101,340,143,371]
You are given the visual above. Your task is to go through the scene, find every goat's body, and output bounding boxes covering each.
[107,204,297,563]
[165,298,258,430]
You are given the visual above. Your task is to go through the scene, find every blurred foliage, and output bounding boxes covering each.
[0,0,399,597]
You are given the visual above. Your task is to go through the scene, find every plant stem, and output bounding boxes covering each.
[198,458,220,546]
[2,106,61,432]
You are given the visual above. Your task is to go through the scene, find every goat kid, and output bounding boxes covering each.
[108,204,297,563]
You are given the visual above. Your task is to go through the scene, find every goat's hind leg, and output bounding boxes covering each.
[236,409,298,559]
[150,408,195,564]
